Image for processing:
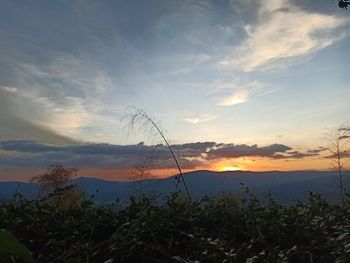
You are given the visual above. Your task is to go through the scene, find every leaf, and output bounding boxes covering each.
[0,229,34,262]
[172,256,189,263]
[336,233,347,241]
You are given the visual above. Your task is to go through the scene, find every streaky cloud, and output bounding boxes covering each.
[220,0,348,71]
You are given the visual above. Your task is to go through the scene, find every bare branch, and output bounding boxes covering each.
[325,123,350,205]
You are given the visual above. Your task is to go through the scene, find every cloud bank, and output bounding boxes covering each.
[0,140,322,174]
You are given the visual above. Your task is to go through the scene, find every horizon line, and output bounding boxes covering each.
[0,169,344,183]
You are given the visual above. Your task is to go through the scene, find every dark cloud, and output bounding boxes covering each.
[206,143,292,159]
[307,147,328,154]
[0,141,165,157]
[0,141,62,153]
[0,119,78,145]
[0,141,173,170]
[171,142,216,157]
[0,141,216,159]
[324,152,350,159]
[272,152,317,160]
[0,140,324,172]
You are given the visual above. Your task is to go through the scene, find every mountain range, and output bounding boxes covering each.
[0,170,348,205]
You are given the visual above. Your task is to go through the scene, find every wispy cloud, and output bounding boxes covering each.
[0,52,122,143]
[0,86,82,144]
[214,79,278,107]
[217,90,249,106]
[16,55,114,98]
[0,85,92,136]
[221,0,348,71]
[184,114,217,124]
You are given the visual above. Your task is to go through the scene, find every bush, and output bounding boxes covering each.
[1,192,350,262]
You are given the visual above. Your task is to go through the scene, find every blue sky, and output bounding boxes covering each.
[0,0,349,179]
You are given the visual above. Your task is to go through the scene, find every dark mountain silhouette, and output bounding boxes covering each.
[0,170,348,204]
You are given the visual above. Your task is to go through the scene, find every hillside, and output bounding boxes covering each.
[1,170,347,204]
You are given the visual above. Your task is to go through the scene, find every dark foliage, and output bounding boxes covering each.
[1,191,350,262]
[338,0,350,9]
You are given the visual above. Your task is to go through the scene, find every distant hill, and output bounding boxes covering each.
[0,170,348,204]
[0,181,38,202]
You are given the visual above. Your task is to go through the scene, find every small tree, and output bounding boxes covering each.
[130,156,155,201]
[31,164,82,209]
[326,124,350,204]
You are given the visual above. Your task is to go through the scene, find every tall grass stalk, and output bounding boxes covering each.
[123,106,192,201]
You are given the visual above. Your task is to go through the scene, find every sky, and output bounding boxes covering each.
[0,0,349,181]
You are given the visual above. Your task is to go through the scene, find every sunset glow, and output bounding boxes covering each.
[0,0,349,181]
[1,2,350,262]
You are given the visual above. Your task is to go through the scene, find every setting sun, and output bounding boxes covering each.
[221,165,242,172]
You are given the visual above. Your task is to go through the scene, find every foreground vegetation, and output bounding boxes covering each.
[1,189,350,263]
